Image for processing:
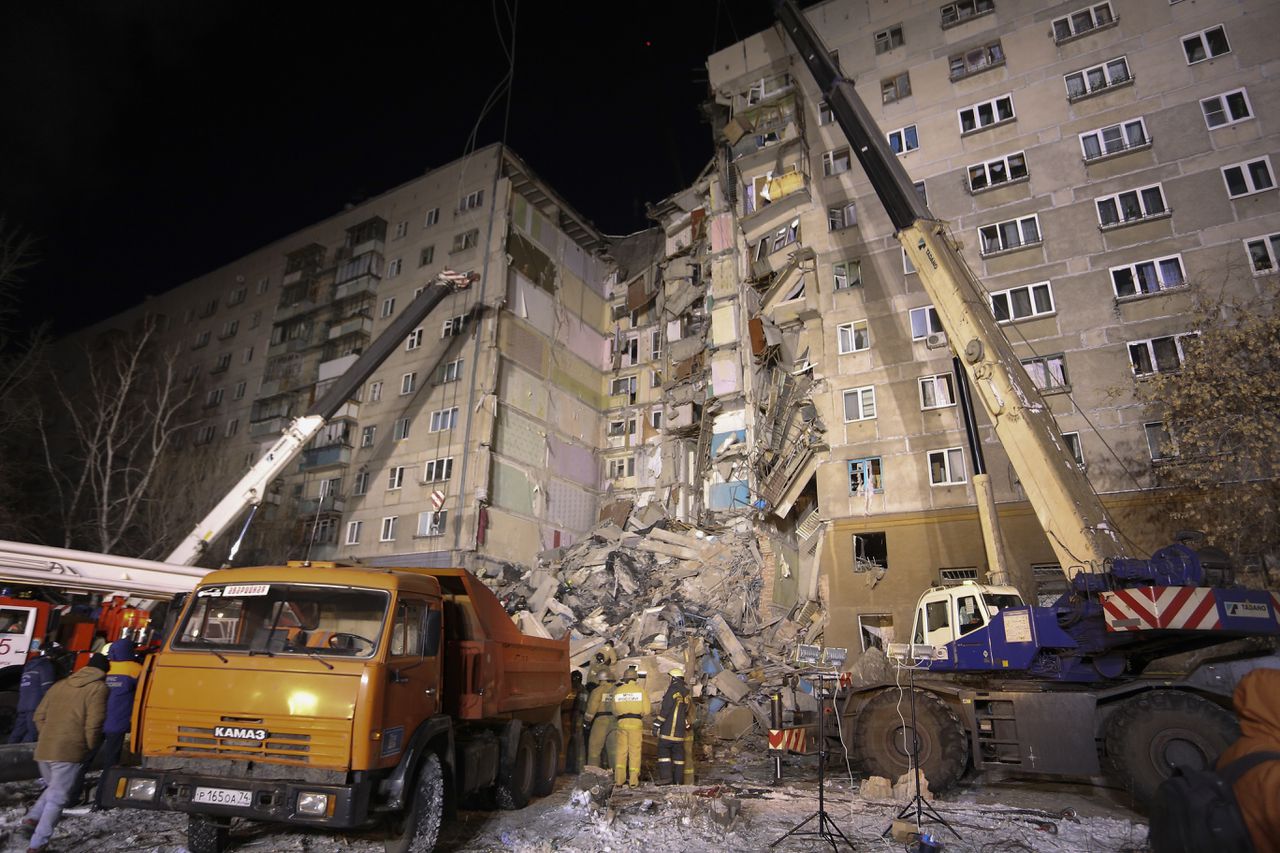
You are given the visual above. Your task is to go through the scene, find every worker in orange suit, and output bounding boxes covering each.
[610,665,649,787]
[1216,668,1280,853]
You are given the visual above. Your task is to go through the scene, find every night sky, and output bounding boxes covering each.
[1,1,778,336]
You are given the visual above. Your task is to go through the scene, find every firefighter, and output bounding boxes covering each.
[584,668,617,769]
[611,665,650,788]
[562,671,586,773]
[653,667,690,785]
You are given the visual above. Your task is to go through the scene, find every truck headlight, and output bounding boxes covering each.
[296,792,330,816]
[125,778,158,800]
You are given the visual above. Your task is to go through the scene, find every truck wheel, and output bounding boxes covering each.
[1104,690,1239,809]
[187,814,231,853]
[385,752,444,853]
[853,688,967,793]
[494,727,536,810]
[533,723,560,797]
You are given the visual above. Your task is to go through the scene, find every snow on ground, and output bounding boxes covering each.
[0,754,1152,852]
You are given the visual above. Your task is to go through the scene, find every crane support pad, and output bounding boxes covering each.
[1100,587,1280,634]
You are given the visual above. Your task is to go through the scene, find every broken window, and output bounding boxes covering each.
[1182,25,1230,64]
[990,281,1054,323]
[949,40,1004,80]
[618,336,639,367]
[979,215,1041,255]
[1201,89,1252,129]
[1079,118,1148,160]
[451,229,479,252]
[607,456,635,479]
[1128,333,1196,376]
[858,614,894,652]
[1052,3,1115,42]
[852,532,888,571]
[1110,255,1185,298]
[743,72,792,107]
[1097,185,1167,227]
[1020,353,1069,393]
[1064,57,1130,100]
[887,124,918,155]
[909,306,943,340]
[837,320,870,354]
[881,72,911,104]
[822,148,852,177]
[416,510,447,537]
[941,0,994,27]
[833,260,861,290]
[1222,157,1275,198]
[1244,233,1280,274]
[828,202,857,231]
[968,151,1028,192]
[919,373,956,409]
[848,458,883,494]
[842,385,877,422]
[928,448,967,485]
[874,25,904,53]
[958,94,1014,134]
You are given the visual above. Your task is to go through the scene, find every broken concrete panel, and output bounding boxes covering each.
[711,670,751,703]
[710,356,739,396]
[712,429,746,457]
[673,352,705,381]
[712,705,755,740]
[710,304,737,346]
[667,335,704,365]
[712,409,746,434]
[664,282,705,317]
[597,499,633,530]
[707,614,752,671]
[710,259,738,300]
[514,610,553,638]
[636,538,700,562]
[507,230,557,292]
[512,271,556,333]
[495,404,547,468]
[710,213,735,254]
[860,776,893,800]
[721,116,750,145]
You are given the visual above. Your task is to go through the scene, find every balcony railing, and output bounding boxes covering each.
[298,495,347,516]
[249,415,290,438]
[329,316,373,340]
[299,443,352,471]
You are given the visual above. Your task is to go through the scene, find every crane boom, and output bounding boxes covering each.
[773,0,1125,580]
[165,269,479,566]
[0,539,205,597]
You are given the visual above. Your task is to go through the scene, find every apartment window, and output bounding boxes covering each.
[423,457,454,482]
[818,101,834,125]
[874,25,904,53]
[439,358,463,383]
[353,471,369,496]
[460,189,484,211]
[929,448,967,485]
[1222,158,1275,199]
[213,352,232,371]
[394,221,409,239]
[967,151,1027,192]
[1201,89,1252,129]
[887,125,918,155]
[1021,354,1069,393]
[242,346,254,364]
[250,310,261,329]
[256,277,270,295]
[429,407,458,432]
[417,510,447,537]
[848,458,883,494]
[650,409,663,429]
[958,94,1014,134]
[991,282,1054,322]
[611,375,637,401]
[393,417,411,441]
[1128,333,1196,376]
[419,245,435,267]
[941,0,994,28]
[345,521,362,545]
[837,321,870,354]
[1182,25,1230,64]
[1145,421,1176,460]
[842,385,877,422]
[756,220,800,261]
[424,207,440,227]
[979,215,1041,256]
[822,147,852,177]
[650,330,662,361]
[1062,432,1085,468]
[650,370,662,389]
[910,306,943,340]
[607,457,635,479]
[828,202,858,231]
[1064,57,1131,100]
[442,315,466,337]
[387,258,403,278]
[194,330,210,349]
[361,425,377,448]
[194,425,216,445]
[406,328,424,351]
[387,467,406,490]
[833,260,861,290]
[903,249,917,275]
[400,373,417,395]
[224,419,238,438]
[227,286,247,306]
[379,516,398,542]
[1080,118,1149,160]
[881,72,911,105]
[618,336,639,367]
[1097,185,1167,227]
[608,418,637,437]
[206,388,224,407]
[914,182,928,206]
[941,567,980,585]
[233,380,246,400]
[381,297,396,318]
[1111,256,1185,298]
[919,374,956,409]
[451,229,479,252]
[369,380,383,402]
[949,41,1004,80]
[1244,234,1280,274]
[1052,3,1115,42]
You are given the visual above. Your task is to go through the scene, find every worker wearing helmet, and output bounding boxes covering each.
[584,668,618,770]
[611,665,650,788]
[653,667,691,785]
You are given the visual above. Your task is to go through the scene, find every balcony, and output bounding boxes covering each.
[275,298,323,323]
[318,353,360,382]
[268,334,315,356]
[741,175,811,246]
[249,415,290,439]
[333,274,379,302]
[282,269,304,286]
[298,494,347,516]
[299,443,352,472]
[329,315,373,340]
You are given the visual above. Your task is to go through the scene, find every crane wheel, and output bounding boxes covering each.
[1104,689,1239,809]
[494,727,537,810]
[853,688,967,793]
[532,723,560,797]
[384,751,444,853]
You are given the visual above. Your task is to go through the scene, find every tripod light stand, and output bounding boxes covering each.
[770,672,855,851]
[882,651,959,842]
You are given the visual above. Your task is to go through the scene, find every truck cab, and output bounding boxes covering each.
[911,581,1025,649]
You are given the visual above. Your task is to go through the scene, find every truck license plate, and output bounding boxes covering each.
[193,787,252,807]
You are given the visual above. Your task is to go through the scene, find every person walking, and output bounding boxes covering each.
[94,637,142,809]
[611,665,650,788]
[16,653,108,853]
[8,642,60,744]
[653,667,691,785]
[584,668,617,769]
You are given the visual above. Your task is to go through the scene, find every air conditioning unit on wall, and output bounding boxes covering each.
[925,332,949,350]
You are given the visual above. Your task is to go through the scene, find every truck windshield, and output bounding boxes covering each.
[174,583,389,659]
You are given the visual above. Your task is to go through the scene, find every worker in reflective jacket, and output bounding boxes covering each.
[611,665,650,787]
[584,668,618,769]
[653,667,690,785]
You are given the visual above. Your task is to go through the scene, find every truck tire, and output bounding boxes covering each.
[187,814,231,853]
[1104,690,1239,809]
[494,727,536,810]
[853,688,967,793]
[385,751,444,853]
[533,723,560,797]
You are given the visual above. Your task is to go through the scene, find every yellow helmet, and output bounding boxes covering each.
[670,667,685,679]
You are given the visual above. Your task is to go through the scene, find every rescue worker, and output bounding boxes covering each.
[1216,668,1280,852]
[8,641,60,744]
[584,668,617,769]
[611,665,650,788]
[561,671,586,773]
[653,667,691,785]
[94,637,142,809]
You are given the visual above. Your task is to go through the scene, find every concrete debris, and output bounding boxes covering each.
[859,776,893,800]
[570,766,615,810]
[893,771,932,804]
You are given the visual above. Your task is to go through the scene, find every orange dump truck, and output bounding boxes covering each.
[103,563,569,853]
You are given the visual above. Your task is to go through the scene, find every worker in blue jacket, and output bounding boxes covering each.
[8,642,60,743]
[93,637,142,809]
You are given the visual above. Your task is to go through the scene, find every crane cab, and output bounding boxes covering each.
[911,581,1025,649]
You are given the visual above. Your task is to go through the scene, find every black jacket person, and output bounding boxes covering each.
[653,668,690,784]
